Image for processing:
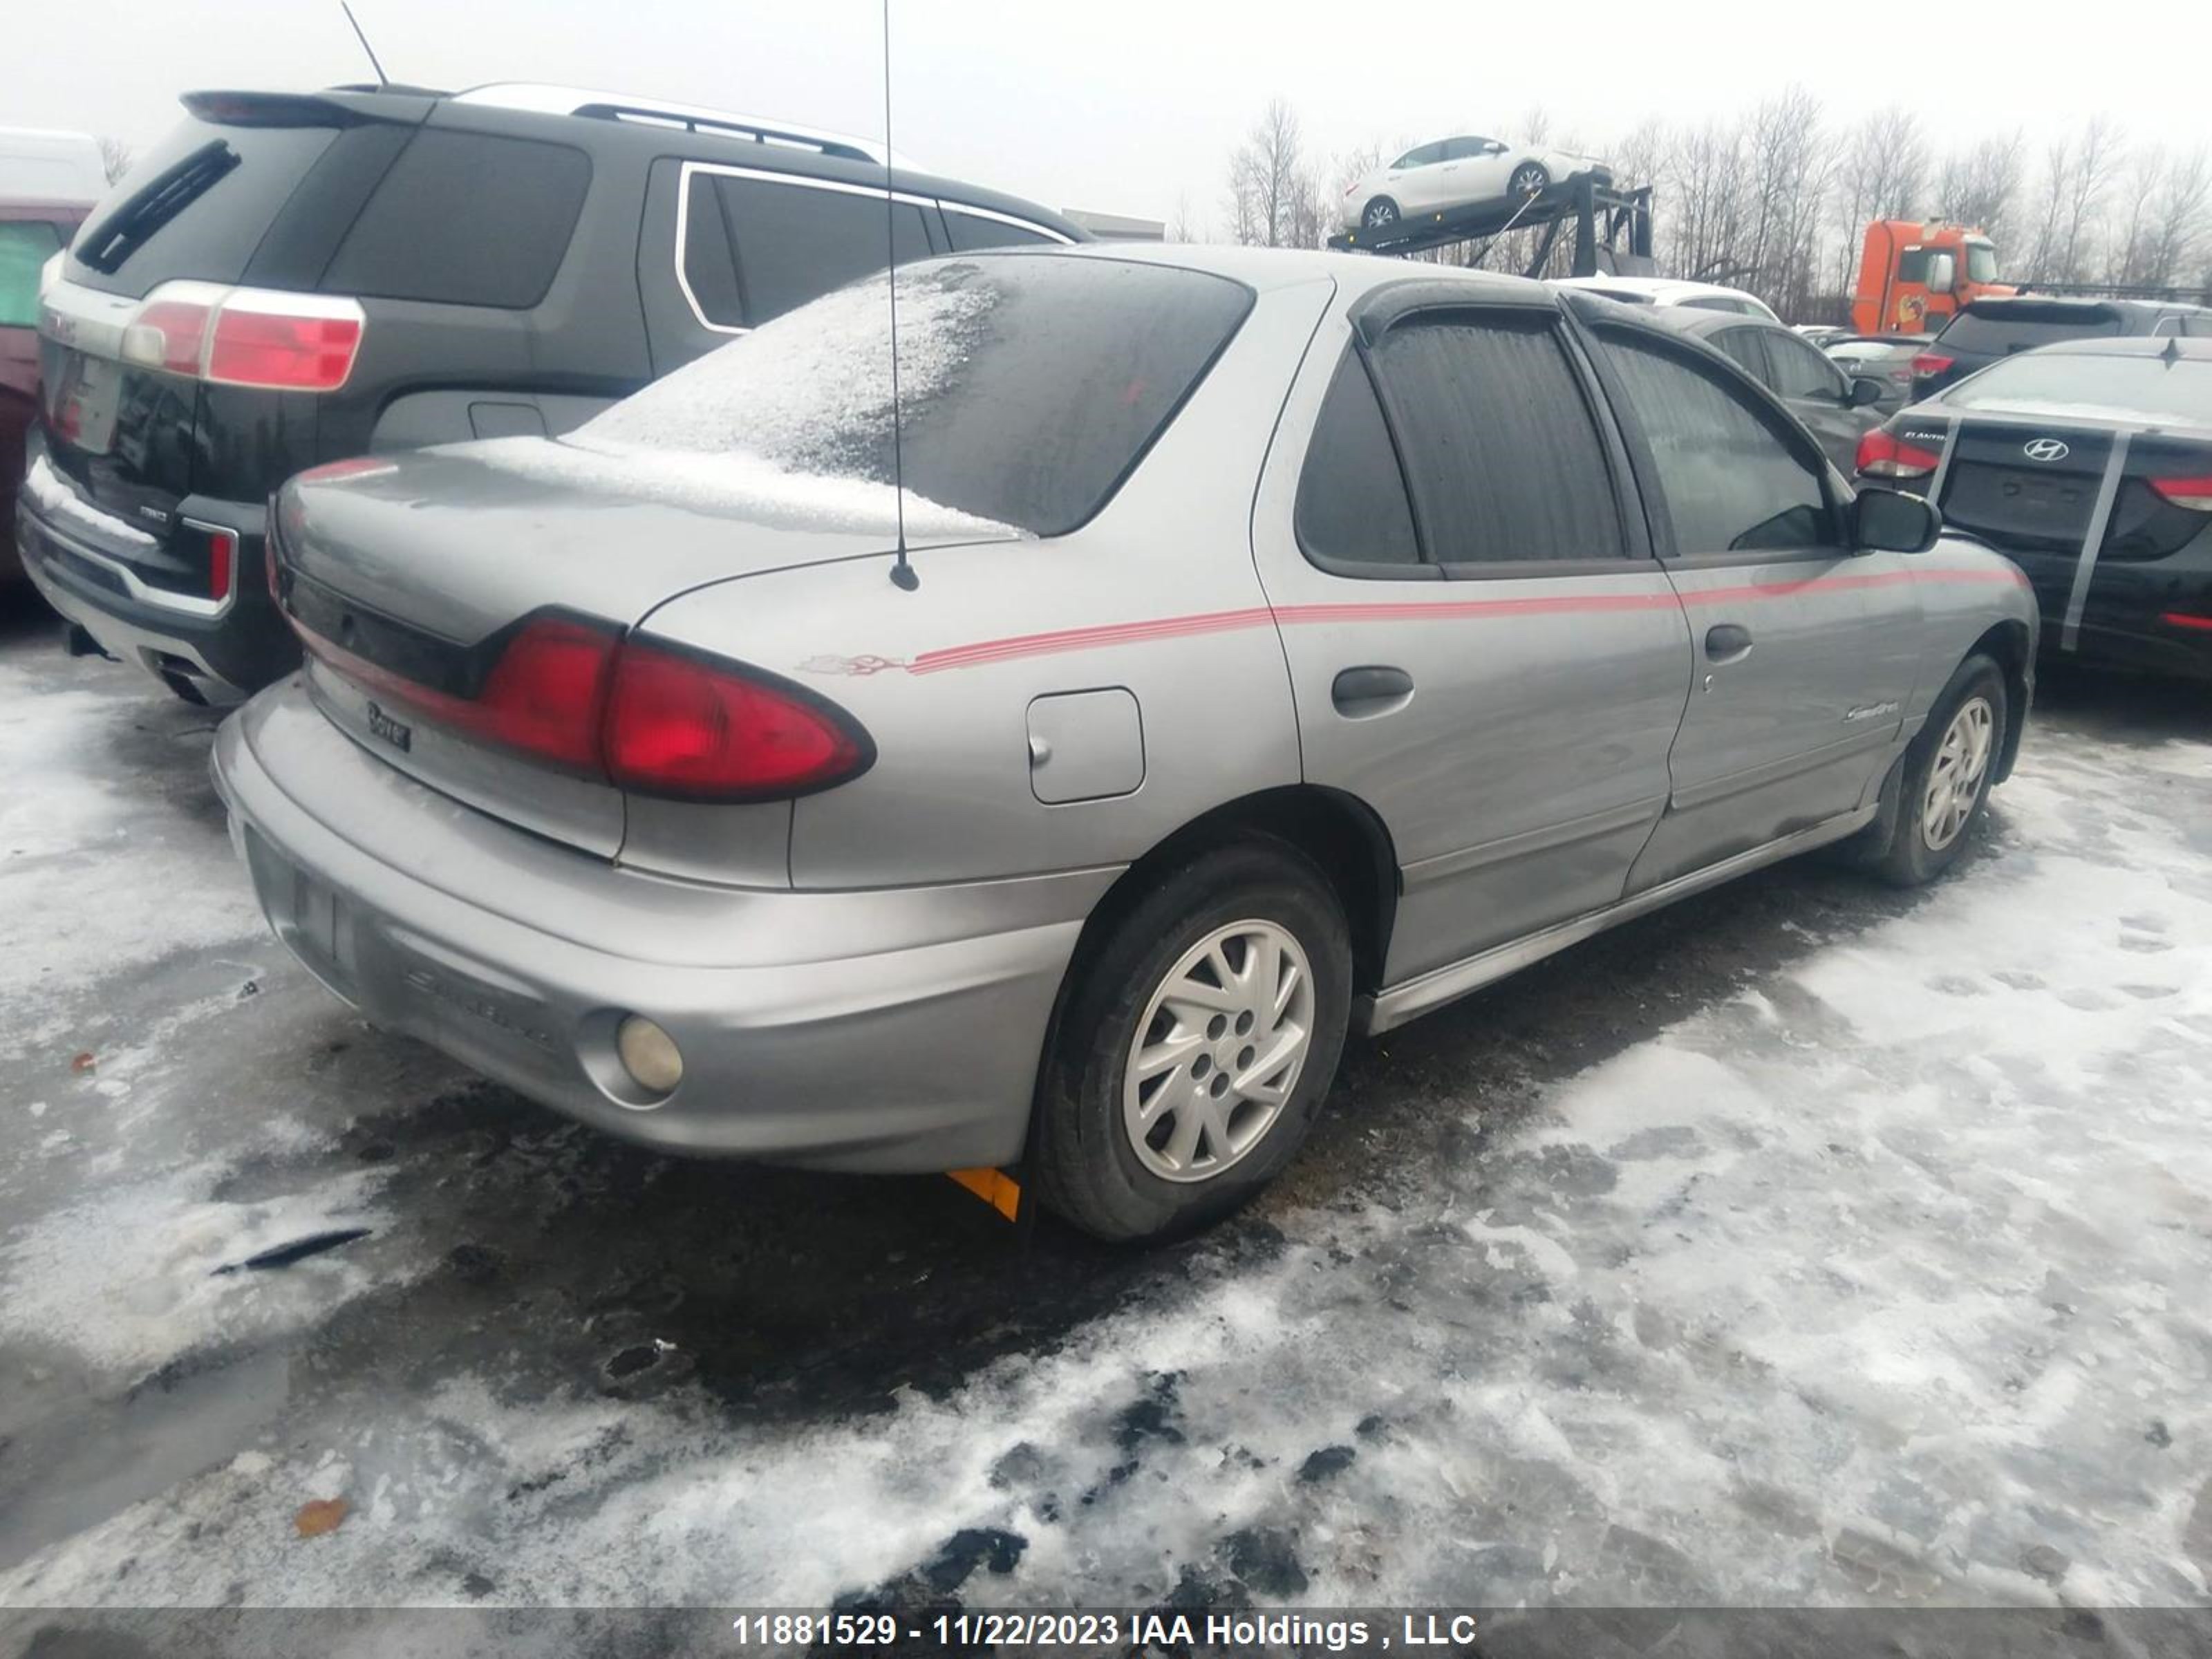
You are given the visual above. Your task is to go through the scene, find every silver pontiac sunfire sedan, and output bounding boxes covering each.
[213,245,2036,1241]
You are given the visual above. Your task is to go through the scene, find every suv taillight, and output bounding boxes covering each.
[1855,429,1942,480]
[120,281,364,392]
[1911,351,1954,377]
[290,610,874,802]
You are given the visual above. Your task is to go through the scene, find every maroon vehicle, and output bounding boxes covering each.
[2,198,90,583]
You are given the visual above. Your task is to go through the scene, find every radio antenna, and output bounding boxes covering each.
[881,0,917,591]
[339,2,390,87]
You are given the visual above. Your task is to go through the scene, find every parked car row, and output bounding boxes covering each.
[15,83,1080,702]
[14,84,2054,1241]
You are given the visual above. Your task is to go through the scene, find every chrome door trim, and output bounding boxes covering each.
[1400,796,1665,890]
[1358,804,1878,1034]
[2061,431,2131,653]
[938,200,1077,243]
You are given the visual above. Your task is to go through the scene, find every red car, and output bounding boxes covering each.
[3,198,92,583]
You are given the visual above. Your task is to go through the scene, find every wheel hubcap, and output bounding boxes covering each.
[1367,202,1394,227]
[1122,920,1315,1184]
[1921,696,1994,851]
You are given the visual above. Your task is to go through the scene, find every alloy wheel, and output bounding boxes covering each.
[1122,920,1316,1184]
[1365,200,1396,229]
[1921,695,1994,851]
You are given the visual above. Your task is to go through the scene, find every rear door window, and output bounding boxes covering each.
[1295,353,1421,569]
[320,129,590,309]
[1367,310,1627,568]
[0,220,64,327]
[1712,326,1771,381]
[1597,331,1839,555]
[709,173,930,326]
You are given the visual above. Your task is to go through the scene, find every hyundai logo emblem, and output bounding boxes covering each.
[2023,438,2071,462]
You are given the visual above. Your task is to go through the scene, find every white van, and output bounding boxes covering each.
[0,129,106,204]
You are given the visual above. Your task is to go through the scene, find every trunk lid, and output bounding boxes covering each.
[273,438,930,856]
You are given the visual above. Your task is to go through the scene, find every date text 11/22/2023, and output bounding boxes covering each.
[727,1612,1483,1650]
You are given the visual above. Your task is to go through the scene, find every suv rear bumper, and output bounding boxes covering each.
[212,681,1113,1172]
[17,496,296,701]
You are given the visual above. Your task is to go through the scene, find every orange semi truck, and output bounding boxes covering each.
[1850,220,2013,335]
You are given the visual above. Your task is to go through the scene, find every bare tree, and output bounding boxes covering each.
[1167,194,1204,244]
[2059,114,2121,283]
[2137,145,2211,290]
[1933,130,2027,245]
[1227,100,1318,249]
[97,136,133,184]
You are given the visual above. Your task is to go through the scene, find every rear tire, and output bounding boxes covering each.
[1864,653,2008,887]
[1508,160,1550,196]
[1035,842,1352,1243]
[1361,196,1400,233]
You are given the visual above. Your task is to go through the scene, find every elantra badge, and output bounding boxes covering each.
[2023,438,2070,462]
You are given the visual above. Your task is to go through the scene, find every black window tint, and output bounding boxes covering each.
[1400,143,1445,168]
[943,209,1053,252]
[1939,303,2122,352]
[0,220,63,327]
[583,255,1253,536]
[716,175,929,326]
[679,177,743,327]
[1712,327,1770,380]
[1600,332,1837,554]
[1296,353,1420,567]
[1369,312,1626,565]
[322,130,589,308]
[1897,248,1930,284]
[1763,332,1844,399]
[69,117,338,290]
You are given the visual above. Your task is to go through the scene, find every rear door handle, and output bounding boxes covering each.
[1704,624,1753,664]
[1331,665,1414,718]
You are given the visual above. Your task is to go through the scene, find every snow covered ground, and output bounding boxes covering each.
[2,609,2209,1622]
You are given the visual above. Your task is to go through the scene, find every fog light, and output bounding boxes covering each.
[616,1015,684,1094]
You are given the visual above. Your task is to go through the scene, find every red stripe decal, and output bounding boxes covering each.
[897,568,2026,675]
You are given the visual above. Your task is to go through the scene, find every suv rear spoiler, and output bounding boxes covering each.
[179,88,437,129]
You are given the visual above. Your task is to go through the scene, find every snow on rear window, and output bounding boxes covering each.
[1951,354,2212,427]
[572,253,1254,538]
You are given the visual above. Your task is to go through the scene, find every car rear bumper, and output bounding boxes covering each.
[212,680,1115,1172]
[16,494,295,700]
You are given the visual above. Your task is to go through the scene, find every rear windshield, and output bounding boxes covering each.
[0,220,64,327]
[67,117,339,293]
[1950,353,2212,426]
[1939,304,2122,354]
[574,254,1253,536]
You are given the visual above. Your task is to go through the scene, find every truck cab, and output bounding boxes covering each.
[1851,220,2012,335]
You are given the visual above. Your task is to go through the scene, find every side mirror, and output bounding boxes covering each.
[1848,375,1886,408]
[1853,487,1941,554]
[1926,252,1956,295]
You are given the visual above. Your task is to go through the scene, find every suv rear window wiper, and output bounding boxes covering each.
[77,140,241,274]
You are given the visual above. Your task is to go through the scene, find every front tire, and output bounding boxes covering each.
[1865,653,2008,887]
[1035,842,1352,1243]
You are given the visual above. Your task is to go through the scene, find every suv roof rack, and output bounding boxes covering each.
[449,83,895,167]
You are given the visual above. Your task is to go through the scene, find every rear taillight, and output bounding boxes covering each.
[1856,429,1942,479]
[290,609,872,801]
[603,639,873,800]
[2158,612,2212,632]
[1911,351,1954,377]
[205,525,237,603]
[2148,475,2212,512]
[120,281,364,392]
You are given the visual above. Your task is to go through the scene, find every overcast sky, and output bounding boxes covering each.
[10,0,2211,232]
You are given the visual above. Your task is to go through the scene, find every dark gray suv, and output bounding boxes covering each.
[19,82,1080,702]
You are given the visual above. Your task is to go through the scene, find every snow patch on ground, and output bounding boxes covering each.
[0,1160,392,1377]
